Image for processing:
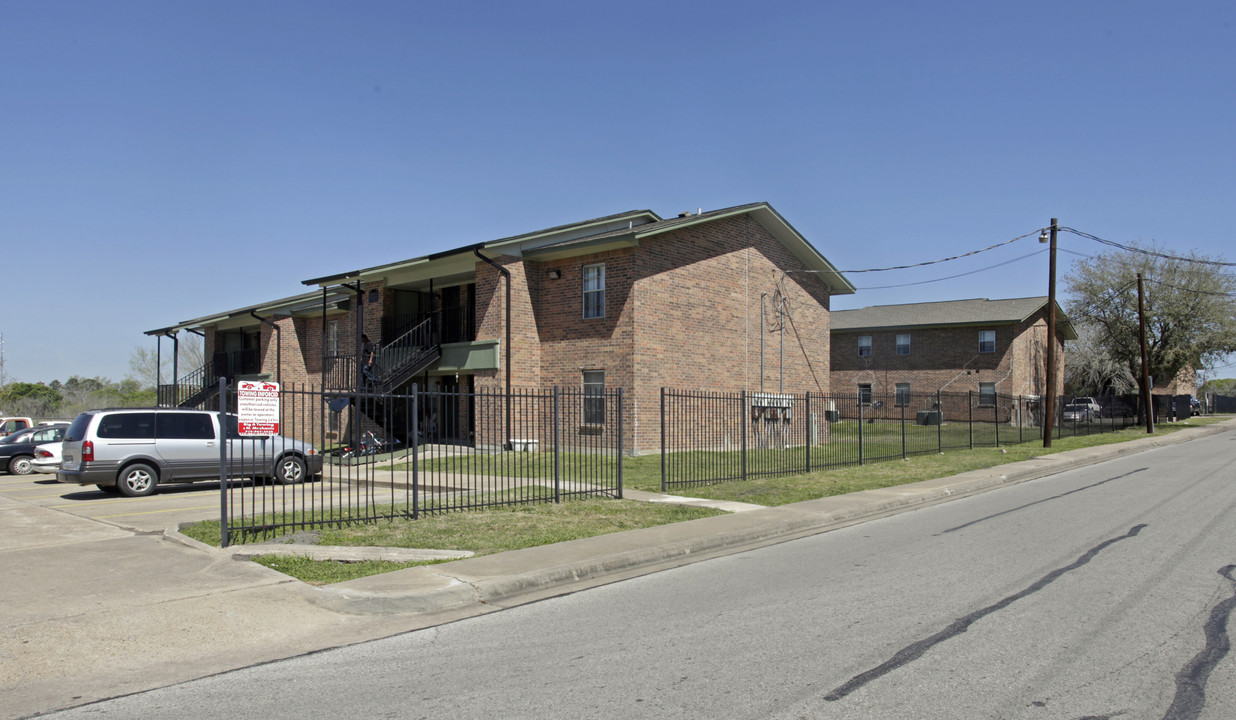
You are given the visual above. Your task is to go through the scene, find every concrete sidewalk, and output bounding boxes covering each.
[3,420,1231,719]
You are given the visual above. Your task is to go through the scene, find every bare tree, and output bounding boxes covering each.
[127,335,205,389]
[1064,323,1136,396]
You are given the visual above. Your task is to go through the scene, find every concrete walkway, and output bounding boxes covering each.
[3,419,1231,719]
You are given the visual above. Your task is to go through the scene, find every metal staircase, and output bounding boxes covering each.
[364,315,442,394]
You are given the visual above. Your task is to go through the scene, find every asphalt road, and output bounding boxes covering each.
[36,429,1236,719]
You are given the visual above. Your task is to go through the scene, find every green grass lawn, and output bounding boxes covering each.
[183,414,1227,584]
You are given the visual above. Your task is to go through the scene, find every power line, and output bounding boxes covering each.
[1142,277,1236,298]
[856,248,1047,290]
[1060,227,1236,267]
[837,229,1041,273]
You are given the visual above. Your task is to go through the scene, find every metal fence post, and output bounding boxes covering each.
[901,394,907,459]
[994,394,1001,447]
[660,387,667,493]
[553,386,561,503]
[218,377,230,548]
[937,390,942,453]
[1018,396,1023,444]
[740,390,748,481]
[616,387,623,498]
[411,383,419,519]
[805,391,812,473]
[858,394,864,466]
[968,391,974,450]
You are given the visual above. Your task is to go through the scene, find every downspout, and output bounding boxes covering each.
[474,248,512,448]
[249,312,281,385]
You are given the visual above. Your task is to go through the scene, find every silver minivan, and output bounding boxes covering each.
[56,408,322,497]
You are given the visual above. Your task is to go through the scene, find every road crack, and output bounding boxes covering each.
[824,524,1148,701]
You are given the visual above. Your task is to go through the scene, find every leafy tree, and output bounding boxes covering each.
[1201,378,1236,396]
[1064,243,1236,396]
[0,382,63,417]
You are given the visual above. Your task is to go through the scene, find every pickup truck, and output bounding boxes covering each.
[0,417,35,438]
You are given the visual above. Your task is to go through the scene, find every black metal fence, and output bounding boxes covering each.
[660,388,1145,491]
[220,382,623,546]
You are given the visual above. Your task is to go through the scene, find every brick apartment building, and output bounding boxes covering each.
[829,297,1076,406]
[149,202,855,453]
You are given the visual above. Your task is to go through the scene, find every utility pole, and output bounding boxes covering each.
[1042,219,1058,448]
[1137,273,1154,433]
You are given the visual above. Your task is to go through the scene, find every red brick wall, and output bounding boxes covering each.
[830,310,1067,402]
[466,214,836,453]
[630,215,832,451]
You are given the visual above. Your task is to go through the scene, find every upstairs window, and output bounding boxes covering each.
[858,336,872,357]
[896,334,911,356]
[979,330,996,353]
[583,263,606,319]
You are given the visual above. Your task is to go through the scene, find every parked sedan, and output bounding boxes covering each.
[1061,404,1094,423]
[30,441,64,474]
[0,423,68,475]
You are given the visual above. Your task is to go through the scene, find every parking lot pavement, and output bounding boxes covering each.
[0,478,486,720]
[1,474,224,532]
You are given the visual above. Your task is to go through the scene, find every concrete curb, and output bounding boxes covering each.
[227,421,1236,616]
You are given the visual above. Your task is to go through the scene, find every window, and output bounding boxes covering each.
[156,413,215,440]
[583,263,605,319]
[97,413,155,440]
[979,382,996,407]
[979,330,996,353]
[895,383,911,407]
[30,427,62,443]
[858,336,872,357]
[327,321,339,356]
[896,334,911,355]
[858,383,872,406]
[583,370,605,425]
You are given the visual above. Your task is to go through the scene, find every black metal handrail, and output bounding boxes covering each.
[368,315,441,390]
[163,359,220,408]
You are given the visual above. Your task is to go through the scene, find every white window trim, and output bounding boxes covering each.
[582,369,605,425]
[979,330,996,354]
[896,333,911,356]
[858,335,872,357]
[583,263,605,319]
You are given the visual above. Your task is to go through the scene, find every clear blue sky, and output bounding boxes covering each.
[3,0,1234,384]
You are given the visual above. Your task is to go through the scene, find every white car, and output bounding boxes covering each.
[30,442,63,474]
[1072,396,1102,414]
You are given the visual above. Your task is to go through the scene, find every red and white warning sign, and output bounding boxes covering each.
[237,381,280,436]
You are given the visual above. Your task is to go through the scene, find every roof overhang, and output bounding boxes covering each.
[832,298,1078,340]
[146,288,351,335]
